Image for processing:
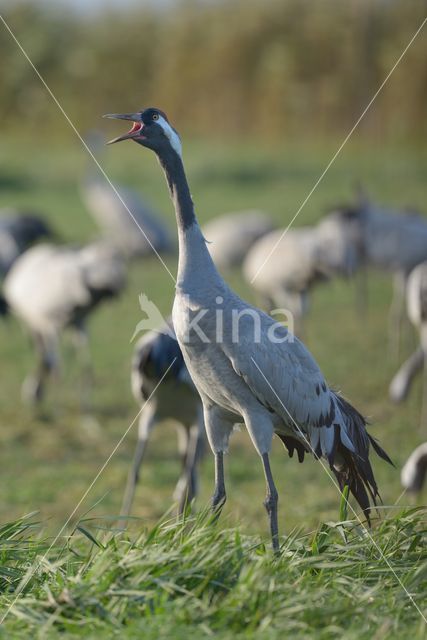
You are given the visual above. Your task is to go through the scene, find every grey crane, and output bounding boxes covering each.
[122,322,205,517]
[80,135,173,259]
[202,210,275,270]
[243,227,327,333]
[0,209,52,277]
[105,106,392,553]
[321,196,427,350]
[242,224,358,333]
[401,442,427,494]
[3,242,126,406]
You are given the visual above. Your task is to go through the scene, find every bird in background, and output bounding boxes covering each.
[122,320,205,518]
[389,261,427,429]
[242,222,359,335]
[0,208,53,277]
[401,442,427,495]
[105,107,392,554]
[202,210,275,271]
[322,189,427,355]
[2,241,126,408]
[80,131,173,259]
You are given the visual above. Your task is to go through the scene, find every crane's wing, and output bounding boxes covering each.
[221,313,357,462]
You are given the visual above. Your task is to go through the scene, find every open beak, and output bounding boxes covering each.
[103,112,144,144]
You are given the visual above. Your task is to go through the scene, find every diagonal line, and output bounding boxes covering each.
[250,356,427,624]
[251,15,427,284]
[0,14,176,284]
[0,358,177,625]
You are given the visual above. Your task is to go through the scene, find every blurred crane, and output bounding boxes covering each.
[322,192,427,350]
[0,208,52,277]
[122,322,205,517]
[3,242,126,406]
[243,224,358,333]
[401,442,427,494]
[202,210,274,270]
[389,262,427,424]
[80,133,173,259]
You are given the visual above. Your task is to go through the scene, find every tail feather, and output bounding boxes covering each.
[332,447,379,525]
[368,434,394,466]
[332,395,393,524]
[278,393,393,523]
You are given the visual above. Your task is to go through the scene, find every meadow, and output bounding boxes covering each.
[0,133,426,637]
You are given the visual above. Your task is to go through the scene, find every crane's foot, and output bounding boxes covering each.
[264,491,280,556]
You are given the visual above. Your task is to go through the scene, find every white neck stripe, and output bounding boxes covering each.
[157,115,182,157]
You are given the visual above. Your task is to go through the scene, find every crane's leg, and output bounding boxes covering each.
[354,265,369,317]
[120,404,156,519]
[211,451,226,513]
[261,452,279,555]
[174,421,206,514]
[203,404,233,518]
[388,272,407,360]
[22,333,59,406]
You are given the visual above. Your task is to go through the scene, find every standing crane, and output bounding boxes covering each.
[0,209,52,277]
[3,242,126,406]
[122,322,205,517]
[202,210,274,270]
[105,107,392,553]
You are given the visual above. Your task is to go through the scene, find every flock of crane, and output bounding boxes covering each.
[1,109,426,549]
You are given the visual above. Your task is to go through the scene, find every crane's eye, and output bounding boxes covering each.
[152,113,160,121]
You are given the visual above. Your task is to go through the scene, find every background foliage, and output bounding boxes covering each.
[1,0,427,142]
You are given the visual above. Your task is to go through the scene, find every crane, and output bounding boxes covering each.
[122,322,205,517]
[321,196,427,351]
[80,134,173,259]
[3,242,126,406]
[389,262,427,424]
[0,208,52,277]
[202,210,274,270]
[242,223,358,333]
[105,106,392,553]
[401,442,427,494]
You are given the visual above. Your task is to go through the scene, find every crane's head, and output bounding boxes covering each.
[103,107,182,158]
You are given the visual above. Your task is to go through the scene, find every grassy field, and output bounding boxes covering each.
[0,133,426,636]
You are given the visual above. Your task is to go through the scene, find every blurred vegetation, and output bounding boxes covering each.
[1,0,427,142]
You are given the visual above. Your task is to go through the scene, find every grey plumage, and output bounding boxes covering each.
[389,262,427,413]
[322,196,427,349]
[202,210,274,270]
[3,242,126,405]
[106,107,393,553]
[401,442,427,493]
[80,134,173,258]
[243,220,360,333]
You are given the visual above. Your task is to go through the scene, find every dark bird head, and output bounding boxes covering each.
[103,108,182,158]
[14,215,52,247]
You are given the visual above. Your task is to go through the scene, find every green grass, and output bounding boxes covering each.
[0,135,426,635]
[0,509,426,638]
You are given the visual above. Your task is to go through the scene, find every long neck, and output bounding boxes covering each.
[158,147,195,232]
[157,146,220,290]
